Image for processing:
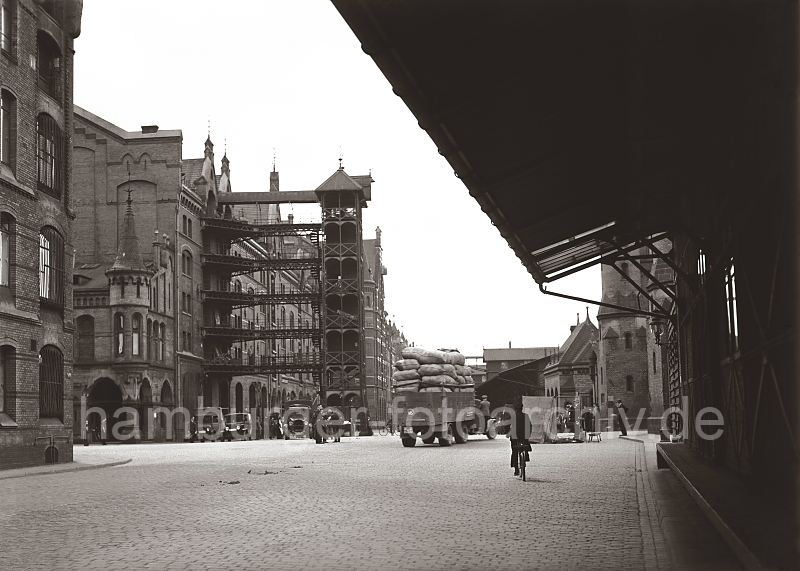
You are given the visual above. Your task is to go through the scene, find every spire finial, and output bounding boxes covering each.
[338,145,343,170]
[272,147,277,172]
[125,167,134,212]
[207,117,211,138]
[224,137,227,156]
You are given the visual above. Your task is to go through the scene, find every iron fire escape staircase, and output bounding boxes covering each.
[201,216,325,384]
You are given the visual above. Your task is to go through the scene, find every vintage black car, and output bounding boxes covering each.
[283,399,313,440]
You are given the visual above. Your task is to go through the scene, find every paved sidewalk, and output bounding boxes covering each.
[0,436,740,570]
[622,436,741,570]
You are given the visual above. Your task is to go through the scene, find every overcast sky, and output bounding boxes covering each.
[74,0,600,356]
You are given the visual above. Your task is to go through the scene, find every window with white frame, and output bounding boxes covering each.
[39,226,64,305]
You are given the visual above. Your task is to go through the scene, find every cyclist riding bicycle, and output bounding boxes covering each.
[507,397,531,476]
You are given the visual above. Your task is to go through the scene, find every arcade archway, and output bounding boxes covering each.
[87,377,122,442]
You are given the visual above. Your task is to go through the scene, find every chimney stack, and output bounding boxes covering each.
[152,230,161,268]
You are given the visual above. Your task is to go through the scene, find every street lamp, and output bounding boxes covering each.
[649,315,667,345]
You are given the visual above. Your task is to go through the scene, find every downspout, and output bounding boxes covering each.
[174,199,181,431]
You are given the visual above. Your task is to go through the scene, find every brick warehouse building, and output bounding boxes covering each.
[71,105,403,437]
[0,0,83,469]
[71,107,318,440]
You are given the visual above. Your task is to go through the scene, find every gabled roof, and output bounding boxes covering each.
[483,347,558,363]
[362,238,377,282]
[550,318,598,366]
[73,264,109,290]
[181,158,205,190]
[315,168,364,192]
[74,105,182,142]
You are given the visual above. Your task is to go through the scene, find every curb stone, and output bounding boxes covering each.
[0,458,132,480]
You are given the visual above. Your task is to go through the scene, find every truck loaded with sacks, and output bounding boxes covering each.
[393,346,497,447]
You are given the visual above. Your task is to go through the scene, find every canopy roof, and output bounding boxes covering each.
[332,0,795,283]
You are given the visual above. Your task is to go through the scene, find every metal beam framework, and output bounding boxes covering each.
[203,324,323,342]
[202,253,322,275]
[202,289,320,309]
[205,354,324,376]
[538,232,678,320]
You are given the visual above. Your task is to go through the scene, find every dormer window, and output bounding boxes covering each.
[36,30,61,100]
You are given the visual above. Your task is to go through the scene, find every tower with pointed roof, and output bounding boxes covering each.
[596,247,655,421]
[315,162,372,424]
[106,193,153,364]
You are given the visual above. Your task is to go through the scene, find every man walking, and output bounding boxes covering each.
[615,399,629,436]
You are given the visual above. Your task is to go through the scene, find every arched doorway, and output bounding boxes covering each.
[260,386,268,439]
[248,384,256,414]
[139,378,153,441]
[327,393,342,407]
[157,381,174,441]
[218,379,230,410]
[235,382,244,413]
[87,378,123,442]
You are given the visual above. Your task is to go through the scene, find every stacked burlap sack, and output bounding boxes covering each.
[392,347,474,393]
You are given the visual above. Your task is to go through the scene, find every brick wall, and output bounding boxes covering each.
[0,0,81,470]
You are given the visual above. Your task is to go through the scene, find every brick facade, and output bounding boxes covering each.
[597,254,657,423]
[0,0,82,469]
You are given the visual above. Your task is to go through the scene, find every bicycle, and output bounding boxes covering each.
[515,441,531,481]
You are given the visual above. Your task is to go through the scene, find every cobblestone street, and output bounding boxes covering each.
[0,436,736,570]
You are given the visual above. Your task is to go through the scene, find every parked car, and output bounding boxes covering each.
[224,412,253,441]
[193,408,225,442]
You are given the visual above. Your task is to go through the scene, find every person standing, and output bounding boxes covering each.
[615,399,629,436]
[100,417,107,445]
[479,394,491,432]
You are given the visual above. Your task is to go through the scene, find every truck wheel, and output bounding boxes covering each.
[453,423,468,444]
[438,425,454,447]
[401,435,416,447]
[421,435,436,445]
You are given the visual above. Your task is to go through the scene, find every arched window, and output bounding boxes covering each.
[39,226,64,305]
[1,0,16,54]
[114,313,124,355]
[182,215,187,235]
[39,345,63,420]
[36,113,64,197]
[36,30,61,99]
[76,315,95,361]
[187,218,192,239]
[132,313,142,356]
[0,345,16,419]
[0,212,13,287]
[626,375,634,392]
[1,89,17,172]
[234,279,242,293]
[624,332,632,350]
[182,251,192,277]
[159,322,166,361]
[146,318,153,359]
